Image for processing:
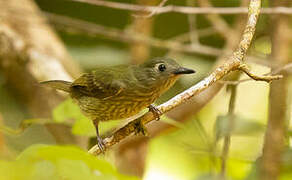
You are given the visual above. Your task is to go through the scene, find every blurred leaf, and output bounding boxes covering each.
[0,118,49,136]
[287,129,292,137]
[282,148,292,169]
[53,99,122,136]
[53,99,96,136]
[254,36,271,55]
[71,115,96,136]
[244,158,260,180]
[215,115,265,140]
[0,144,140,180]
[195,174,220,180]
[53,99,83,123]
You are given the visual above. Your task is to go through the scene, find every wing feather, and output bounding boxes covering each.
[71,71,124,99]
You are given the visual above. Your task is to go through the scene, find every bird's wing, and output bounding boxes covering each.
[71,71,125,99]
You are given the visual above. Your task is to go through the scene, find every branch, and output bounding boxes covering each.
[133,0,169,18]
[197,0,233,39]
[219,62,292,85]
[238,64,283,82]
[187,0,199,44]
[220,85,237,179]
[260,0,291,179]
[46,13,221,56]
[88,0,273,155]
[67,0,292,15]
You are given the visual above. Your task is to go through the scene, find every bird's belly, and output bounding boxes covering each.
[74,96,153,121]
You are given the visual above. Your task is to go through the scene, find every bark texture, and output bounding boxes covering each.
[260,1,291,179]
[0,0,83,145]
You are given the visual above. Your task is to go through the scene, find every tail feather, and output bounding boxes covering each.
[40,80,72,92]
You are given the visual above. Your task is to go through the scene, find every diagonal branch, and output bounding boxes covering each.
[88,0,278,155]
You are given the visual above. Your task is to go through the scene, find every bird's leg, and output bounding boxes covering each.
[134,120,148,136]
[93,119,106,153]
[148,104,162,121]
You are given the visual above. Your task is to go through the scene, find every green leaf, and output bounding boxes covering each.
[254,36,271,55]
[52,98,96,136]
[215,115,265,140]
[0,144,140,180]
[53,99,122,136]
[52,99,83,123]
[195,174,221,180]
[71,116,96,136]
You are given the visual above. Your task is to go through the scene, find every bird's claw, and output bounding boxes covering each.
[148,104,161,121]
[96,136,106,153]
[134,121,148,136]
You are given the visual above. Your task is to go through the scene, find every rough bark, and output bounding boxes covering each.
[260,0,291,179]
[0,0,83,145]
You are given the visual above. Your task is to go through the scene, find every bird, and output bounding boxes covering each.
[41,57,195,151]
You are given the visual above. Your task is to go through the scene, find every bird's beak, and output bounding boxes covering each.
[173,67,196,75]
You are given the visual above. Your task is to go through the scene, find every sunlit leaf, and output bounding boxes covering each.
[254,36,271,55]
[0,145,140,180]
[215,115,265,140]
[195,174,220,180]
[52,99,83,123]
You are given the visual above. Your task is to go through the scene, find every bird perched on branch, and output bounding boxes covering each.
[41,57,195,151]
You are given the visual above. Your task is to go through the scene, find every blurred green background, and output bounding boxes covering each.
[0,0,292,180]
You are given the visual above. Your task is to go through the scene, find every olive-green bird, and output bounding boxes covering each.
[41,57,195,151]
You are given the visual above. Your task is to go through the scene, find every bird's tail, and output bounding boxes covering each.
[40,80,72,92]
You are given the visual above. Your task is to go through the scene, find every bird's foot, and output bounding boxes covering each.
[134,120,148,136]
[96,136,106,153]
[148,104,162,121]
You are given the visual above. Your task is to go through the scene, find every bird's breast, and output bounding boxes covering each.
[74,93,155,121]
[72,78,177,121]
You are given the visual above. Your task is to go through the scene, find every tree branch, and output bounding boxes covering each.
[88,0,278,155]
[197,0,233,39]
[238,64,283,82]
[67,0,292,15]
[46,13,221,57]
[220,85,237,179]
[133,0,169,18]
[260,0,291,179]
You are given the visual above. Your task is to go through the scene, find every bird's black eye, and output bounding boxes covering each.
[158,64,166,72]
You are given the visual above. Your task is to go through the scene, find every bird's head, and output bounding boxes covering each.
[138,57,195,89]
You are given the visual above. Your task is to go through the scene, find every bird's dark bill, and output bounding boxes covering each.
[173,67,195,74]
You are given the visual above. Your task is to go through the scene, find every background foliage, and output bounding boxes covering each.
[0,0,291,180]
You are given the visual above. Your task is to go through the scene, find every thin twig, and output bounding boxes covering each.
[45,12,279,66]
[46,12,222,56]
[67,0,292,15]
[88,0,270,155]
[239,64,283,82]
[187,0,199,44]
[133,0,169,18]
[219,61,292,85]
[197,0,232,39]
[220,85,237,179]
